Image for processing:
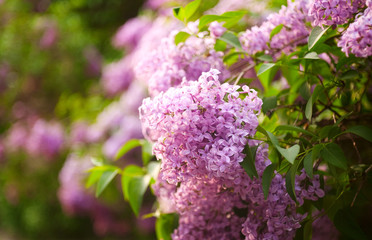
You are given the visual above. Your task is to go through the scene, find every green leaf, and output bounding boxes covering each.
[115,139,142,160]
[267,131,299,164]
[270,24,283,40]
[256,125,269,139]
[262,163,276,199]
[304,52,320,59]
[312,144,324,162]
[86,170,103,188]
[256,54,273,62]
[275,125,317,138]
[334,208,368,240]
[321,143,347,169]
[156,213,179,240]
[305,85,324,120]
[257,63,276,76]
[262,96,277,115]
[174,31,191,45]
[141,140,153,165]
[90,157,103,166]
[303,152,313,178]
[198,15,229,29]
[183,0,201,21]
[96,169,119,197]
[240,145,259,179]
[303,220,313,240]
[308,26,329,51]
[344,125,372,143]
[121,165,150,216]
[218,31,242,50]
[198,10,248,29]
[286,158,301,202]
[147,161,161,180]
[173,7,184,22]
[319,126,340,139]
[277,145,300,164]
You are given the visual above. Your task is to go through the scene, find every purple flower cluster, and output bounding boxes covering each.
[338,6,372,57]
[140,69,261,183]
[240,0,311,58]
[309,0,366,26]
[101,16,177,96]
[141,69,324,239]
[136,24,229,97]
[112,17,152,50]
[6,118,64,160]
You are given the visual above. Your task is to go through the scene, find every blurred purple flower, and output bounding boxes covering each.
[102,57,134,96]
[26,119,64,159]
[112,17,152,50]
[338,7,372,57]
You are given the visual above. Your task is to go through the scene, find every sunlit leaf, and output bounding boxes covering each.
[174,31,190,45]
[121,165,150,216]
[308,26,329,50]
[270,24,283,40]
[156,213,179,240]
[96,169,119,197]
[115,139,142,160]
[219,31,242,50]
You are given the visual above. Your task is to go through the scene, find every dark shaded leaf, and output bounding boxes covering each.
[321,143,347,169]
[262,163,276,199]
[240,145,259,179]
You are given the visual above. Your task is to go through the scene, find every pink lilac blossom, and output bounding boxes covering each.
[208,21,226,38]
[136,25,229,97]
[25,119,64,159]
[102,115,143,159]
[141,69,324,239]
[337,6,372,57]
[101,57,134,96]
[140,69,261,183]
[240,0,312,58]
[112,17,152,50]
[309,0,366,26]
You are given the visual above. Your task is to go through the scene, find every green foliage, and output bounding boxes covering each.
[156,213,179,240]
[240,145,259,179]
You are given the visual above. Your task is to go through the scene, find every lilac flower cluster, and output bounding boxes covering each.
[309,0,366,26]
[240,0,311,58]
[337,5,372,57]
[136,23,229,97]
[101,16,177,96]
[6,118,64,160]
[141,69,324,239]
[140,69,261,183]
[312,213,340,240]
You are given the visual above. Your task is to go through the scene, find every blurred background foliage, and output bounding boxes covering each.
[0,0,146,239]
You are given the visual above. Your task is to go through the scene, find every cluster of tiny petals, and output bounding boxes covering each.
[141,70,325,239]
[239,0,312,58]
[337,6,372,57]
[140,69,262,183]
[136,24,229,97]
[309,0,366,26]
